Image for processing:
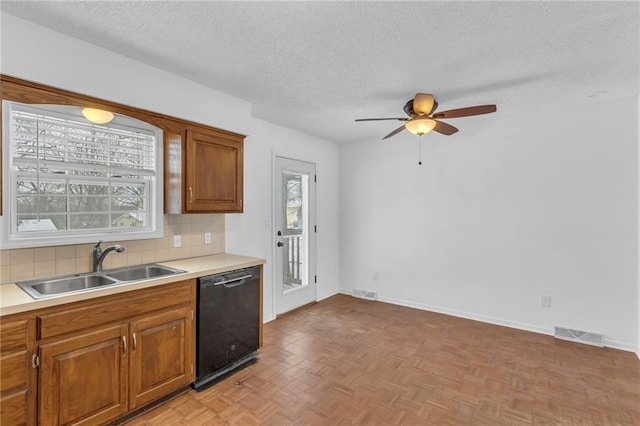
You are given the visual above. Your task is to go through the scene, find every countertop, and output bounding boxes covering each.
[0,253,265,316]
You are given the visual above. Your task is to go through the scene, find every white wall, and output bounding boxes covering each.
[340,97,639,351]
[1,13,340,323]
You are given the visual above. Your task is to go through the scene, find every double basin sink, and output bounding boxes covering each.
[17,264,186,300]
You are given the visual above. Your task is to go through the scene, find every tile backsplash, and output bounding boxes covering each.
[0,214,225,283]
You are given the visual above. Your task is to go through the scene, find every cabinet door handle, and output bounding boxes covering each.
[189,187,193,203]
[132,332,137,351]
[122,335,127,356]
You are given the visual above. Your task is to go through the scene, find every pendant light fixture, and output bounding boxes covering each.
[82,107,114,124]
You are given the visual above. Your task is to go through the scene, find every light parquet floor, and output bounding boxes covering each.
[124,294,640,425]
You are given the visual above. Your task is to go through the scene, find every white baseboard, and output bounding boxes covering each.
[338,288,637,354]
[377,294,551,335]
[317,290,339,302]
[263,291,339,325]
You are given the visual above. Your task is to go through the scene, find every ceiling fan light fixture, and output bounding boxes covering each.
[405,118,436,136]
[82,107,114,124]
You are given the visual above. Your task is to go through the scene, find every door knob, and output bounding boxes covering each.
[277,242,284,247]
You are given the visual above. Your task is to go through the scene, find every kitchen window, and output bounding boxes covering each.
[1,101,163,248]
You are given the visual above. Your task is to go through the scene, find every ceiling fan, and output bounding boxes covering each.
[355,93,497,140]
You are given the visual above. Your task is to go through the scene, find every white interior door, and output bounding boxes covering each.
[274,156,316,315]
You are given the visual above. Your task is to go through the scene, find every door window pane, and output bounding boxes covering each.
[281,171,309,291]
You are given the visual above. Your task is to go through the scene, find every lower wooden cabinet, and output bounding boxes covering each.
[129,307,193,410]
[39,324,129,425]
[0,315,37,426]
[39,305,194,425]
[0,279,196,426]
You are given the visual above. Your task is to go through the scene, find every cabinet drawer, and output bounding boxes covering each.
[0,319,30,354]
[39,280,195,340]
[0,352,28,394]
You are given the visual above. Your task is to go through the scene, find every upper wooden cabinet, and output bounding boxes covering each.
[1,75,246,216]
[185,129,244,213]
[165,128,244,214]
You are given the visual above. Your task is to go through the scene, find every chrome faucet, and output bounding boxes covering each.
[92,240,125,272]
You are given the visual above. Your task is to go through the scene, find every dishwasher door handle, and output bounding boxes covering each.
[214,275,252,287]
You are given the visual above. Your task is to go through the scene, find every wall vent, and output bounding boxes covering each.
[554,326,603,347]
[352,289,378,301]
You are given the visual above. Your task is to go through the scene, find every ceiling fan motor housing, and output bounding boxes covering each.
[403,100,415,117]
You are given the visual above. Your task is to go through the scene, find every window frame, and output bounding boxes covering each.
[1,101,164,249]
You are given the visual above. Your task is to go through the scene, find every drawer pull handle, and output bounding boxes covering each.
[132,333,137,351]
[189,187,193,203]
[122,335,127,356]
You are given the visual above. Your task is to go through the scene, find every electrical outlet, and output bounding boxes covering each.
[541,295,552,308]
[204,232,212,244]
[173,235,182,248]
[373,271,379,282]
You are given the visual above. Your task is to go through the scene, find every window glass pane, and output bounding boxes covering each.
[40,183,67,194]
[68,183,109,195]
[69,196,109,212]
[17,214,66,232]
[16,182,38,194]
[70,214,109,230]
[112,197,144,211]
[16,196,37,213]
[283,173,303,232]
[112,184,144,196]
[39,196,68,213]
[112,213,143,228]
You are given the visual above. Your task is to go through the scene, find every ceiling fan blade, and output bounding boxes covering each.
[413,93,436,115]
[433,120,458,135]
[355,117,409,122]
[432,105,497,119]
[383,124,407,140]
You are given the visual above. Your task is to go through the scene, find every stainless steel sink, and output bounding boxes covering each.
[105,265,182,282]
[30,275,118,296]
[16,264,186,299]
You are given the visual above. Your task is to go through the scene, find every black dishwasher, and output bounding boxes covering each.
[194,266,260,391]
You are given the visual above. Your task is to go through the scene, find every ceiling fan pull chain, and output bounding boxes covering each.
[418,135,423,165]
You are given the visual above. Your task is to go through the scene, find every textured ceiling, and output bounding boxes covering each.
[1,1,638,143]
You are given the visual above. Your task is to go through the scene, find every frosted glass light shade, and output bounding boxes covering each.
[405,118,436,135]
[82,108,114,124]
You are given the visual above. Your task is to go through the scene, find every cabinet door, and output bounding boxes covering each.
[129,307,194,410]
[39,324,128,426]
[185,129,243,212]
[0,317,36,426]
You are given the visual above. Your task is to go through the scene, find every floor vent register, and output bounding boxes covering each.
[554,326,603,347]
[352,289,378,301]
